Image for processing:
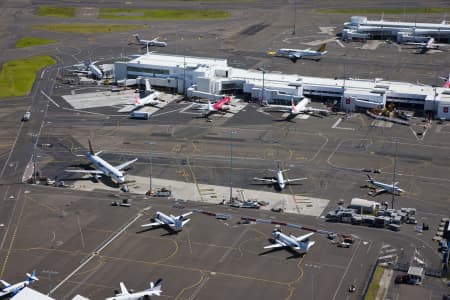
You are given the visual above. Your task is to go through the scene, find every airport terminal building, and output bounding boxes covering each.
[114,52,450,120]
[342,16,450,43]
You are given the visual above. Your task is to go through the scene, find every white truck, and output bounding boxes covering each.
[130,111,151,120]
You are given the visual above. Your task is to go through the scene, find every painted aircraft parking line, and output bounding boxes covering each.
[65,140,137,185]
[106,278,162,300]
[141,211,193,231]
[264,228,315,254]
[0,271,38,297]
[253,161,307,191]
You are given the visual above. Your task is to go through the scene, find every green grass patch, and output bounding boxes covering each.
[317,7,450,14]
[99,8,230,20]
[364,266,384,300]
[15,37,56,48]
[35,6,76,18]
[32,24,147,34]
[0,56,56,98]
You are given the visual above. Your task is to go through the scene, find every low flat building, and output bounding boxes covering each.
[114,52,450,119]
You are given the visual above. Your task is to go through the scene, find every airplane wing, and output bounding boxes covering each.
[285,177,307,183]
[304,107,330,114]
[115,158,138,171]
[65,169,104,175]
[141,219,164,227]
[0,280,10,288]
[180,211,193,219]
[0,291,9,297]
[264,240,287,249]
[119,282,129,295]
[253,177,277,183]
[294,232,314,242]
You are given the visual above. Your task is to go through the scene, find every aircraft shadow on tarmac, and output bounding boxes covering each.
[258,238,305,260]
[136,224,179,236]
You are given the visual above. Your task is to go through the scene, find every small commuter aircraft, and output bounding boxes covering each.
[141,211,193,230]
[106,278,162,300]
[0,271,38,297]
[365,174,405,196]
[253,161,307,191]
[270,44,328,62]
[65,140,137,185]
[70,61,103,79]
[264,228,315,253]
[133,33,167,47]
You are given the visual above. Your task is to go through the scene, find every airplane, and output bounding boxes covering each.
[133,33,167,47]
[253,161,307,191]
[266,98,329,121]
[133,78,161,108]
[65,140,137,185]
[194,96,232,118]
[365,174,405,196]
[271,44,328,63]
[0,271,38,297]
[106,278,162,300]
[264,228,315,253]
[141,211,193,230]
[70,62,103,79]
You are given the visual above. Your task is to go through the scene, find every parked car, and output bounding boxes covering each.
[22,111,31,121]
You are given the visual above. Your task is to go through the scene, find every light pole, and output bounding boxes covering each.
[42,270,58,296]
[391,138,398,209]
[229,130,236,203]
[144,141,155,194]
[257,66,266,106]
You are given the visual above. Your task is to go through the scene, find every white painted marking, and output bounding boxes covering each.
[336,39,346,48]
[331,118,342,128]
[40,90,60,108]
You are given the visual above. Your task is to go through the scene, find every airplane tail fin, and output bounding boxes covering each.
[317,43,327,53]
[366,174,373,182]
[148,278,163,295]
[88,139,95,155]
[300,240,315,252]
[134,33,141,43]
[26,271,38,283]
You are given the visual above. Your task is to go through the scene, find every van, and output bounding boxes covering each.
[130,111,151,120]
[22,111,31,121]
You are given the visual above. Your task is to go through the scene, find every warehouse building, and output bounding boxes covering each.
[114,52,450,119]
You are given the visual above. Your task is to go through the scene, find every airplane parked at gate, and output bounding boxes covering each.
[133,78,161,108]
[194,96,232,118]
[264,228,315,254]
[65,140,137,185]
[70,62,103,79]
[253,161,307,191]
[271,44,328,62]
[365,174,405,196]
[106,278,162,300]
[141,211,193,230]
[0,271,38,297]
[133,33,167,47]
[266,98,329,121]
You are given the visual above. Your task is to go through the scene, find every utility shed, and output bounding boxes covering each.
[407,266,425,285]
[11,287,55,300]
[349,198,379,214]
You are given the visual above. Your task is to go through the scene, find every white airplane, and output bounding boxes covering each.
[271,43,328,62]
[133,78,161,108]
[0,271,38,297]
[269,97,330,121]
[264,228,315,253]
[133,34,167,47]
[141,211,193,230]
[106,278,162,300]
[253,161,307,191]
[70,62,103,79]
[65,140,137,185]
[365,174,405,196]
